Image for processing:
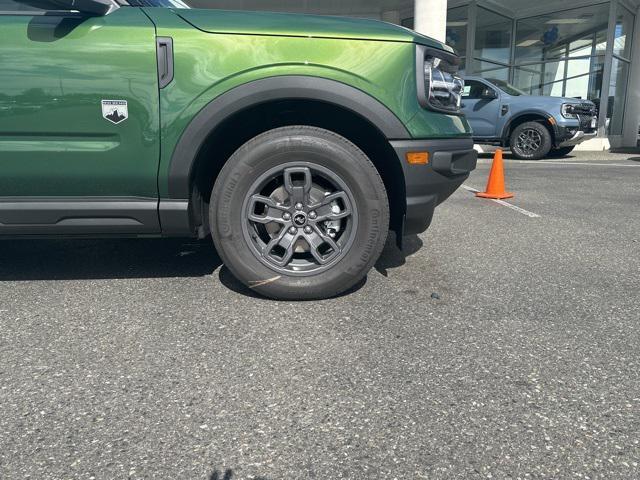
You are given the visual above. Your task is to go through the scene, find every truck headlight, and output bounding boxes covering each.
[561,103,578,119]
[416,45,464,114]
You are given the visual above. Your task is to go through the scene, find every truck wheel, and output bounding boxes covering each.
[547,146,575,158]
[509,122,552,160]
[210,126,389,300]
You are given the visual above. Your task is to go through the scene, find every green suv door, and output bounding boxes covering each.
[0,2,160,234]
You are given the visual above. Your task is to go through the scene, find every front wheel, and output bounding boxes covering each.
[509,122,552,160]
[210,126,390,300]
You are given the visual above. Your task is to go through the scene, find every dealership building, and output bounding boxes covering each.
[195,0,640,150]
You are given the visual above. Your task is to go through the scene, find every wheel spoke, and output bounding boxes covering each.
[264,228,298,267]
[284,167,312,206]
[243,163,357,274]
[248,195,289,224]
[517,128,543,154]
[311,191,352,222]
[304,226,340,265]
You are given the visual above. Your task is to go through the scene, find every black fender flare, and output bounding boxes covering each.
[500,109,557,142]
[167,75,411,199]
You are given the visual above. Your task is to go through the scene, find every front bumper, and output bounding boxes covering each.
[391,138,477,236]
[555,116,598,148]
[557,130,598,148]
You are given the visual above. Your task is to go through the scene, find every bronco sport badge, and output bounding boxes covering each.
[101,100,128,124]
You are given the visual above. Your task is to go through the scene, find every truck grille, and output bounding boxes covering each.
[573,102,597,117]
[574,102,597,133]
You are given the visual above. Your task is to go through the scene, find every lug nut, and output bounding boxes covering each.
[288,227,297,235]
[282,212,291,221]
[295,202,304,211]
[308,211,317,219]
[304,226,313,234]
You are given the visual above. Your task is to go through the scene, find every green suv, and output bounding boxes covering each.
[0,0,476,299]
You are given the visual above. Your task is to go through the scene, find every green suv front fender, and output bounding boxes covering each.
[143,8,472,200]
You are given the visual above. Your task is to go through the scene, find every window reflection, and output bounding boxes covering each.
[476,61,510,82]
[513,62,565,96]
[475,7,512,64]
[509,1,628,118]
[515,3,610,63]
[446,6,468,58]
[565,58,603,100]
[608,57,630,134]
[614,3,635,59]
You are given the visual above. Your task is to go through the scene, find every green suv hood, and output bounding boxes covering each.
[174,9,453,52]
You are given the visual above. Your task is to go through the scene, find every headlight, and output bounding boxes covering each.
[561,103,578,119]
[416,46,464,114]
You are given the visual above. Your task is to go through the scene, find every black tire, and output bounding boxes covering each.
[509,121,553,160]
[546,146,575,158]
[210,126,389,300]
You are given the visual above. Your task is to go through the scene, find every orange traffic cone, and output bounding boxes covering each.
[476,149,514,200]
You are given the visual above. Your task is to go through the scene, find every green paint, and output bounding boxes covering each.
[0,6,471,200]
[0,8,159,197]
[175,8,453,49]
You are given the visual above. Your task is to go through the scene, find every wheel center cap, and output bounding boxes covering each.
[293,212,307,227]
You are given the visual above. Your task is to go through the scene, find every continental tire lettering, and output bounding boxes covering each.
[347,208,381,276]
[219,171,242,237]
[360,208,380,263]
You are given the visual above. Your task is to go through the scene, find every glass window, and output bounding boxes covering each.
[486,79,525,96]
[458,58,466,75]
[568,37,594,57]
[512,3,619,108]
[475,7,512,64]
[614,3,635,59]
[446,6,468,57]
[564,58,603,100]
[513,61,565,96]
[462,80,489,99]
[475,60,510,82]
[608,57,630,135]
[515,3,610,63]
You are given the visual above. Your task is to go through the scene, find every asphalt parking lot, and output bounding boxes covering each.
[1,152,639,479]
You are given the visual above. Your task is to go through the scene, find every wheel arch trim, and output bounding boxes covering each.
[501,110,557,142]
[166,75,411,200]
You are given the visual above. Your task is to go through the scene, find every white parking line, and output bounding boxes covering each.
[538,161,640,167]
[463,185,542,218]
[495,160,640,167]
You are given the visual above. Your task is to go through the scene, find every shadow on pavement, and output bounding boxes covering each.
[0,234,425,295]
[218,264,369,300]
[219,232,423,299]
[0,238,221,281]
[610,147,640,155]
[375,233,423,277]
[218,265,262,298]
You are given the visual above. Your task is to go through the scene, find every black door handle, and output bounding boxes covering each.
[156,37,174,89]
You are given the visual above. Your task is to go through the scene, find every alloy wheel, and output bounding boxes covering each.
[516,127,543,156]
[242,163,358,276]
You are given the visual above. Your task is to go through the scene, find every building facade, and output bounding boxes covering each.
[193,0,640,149]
